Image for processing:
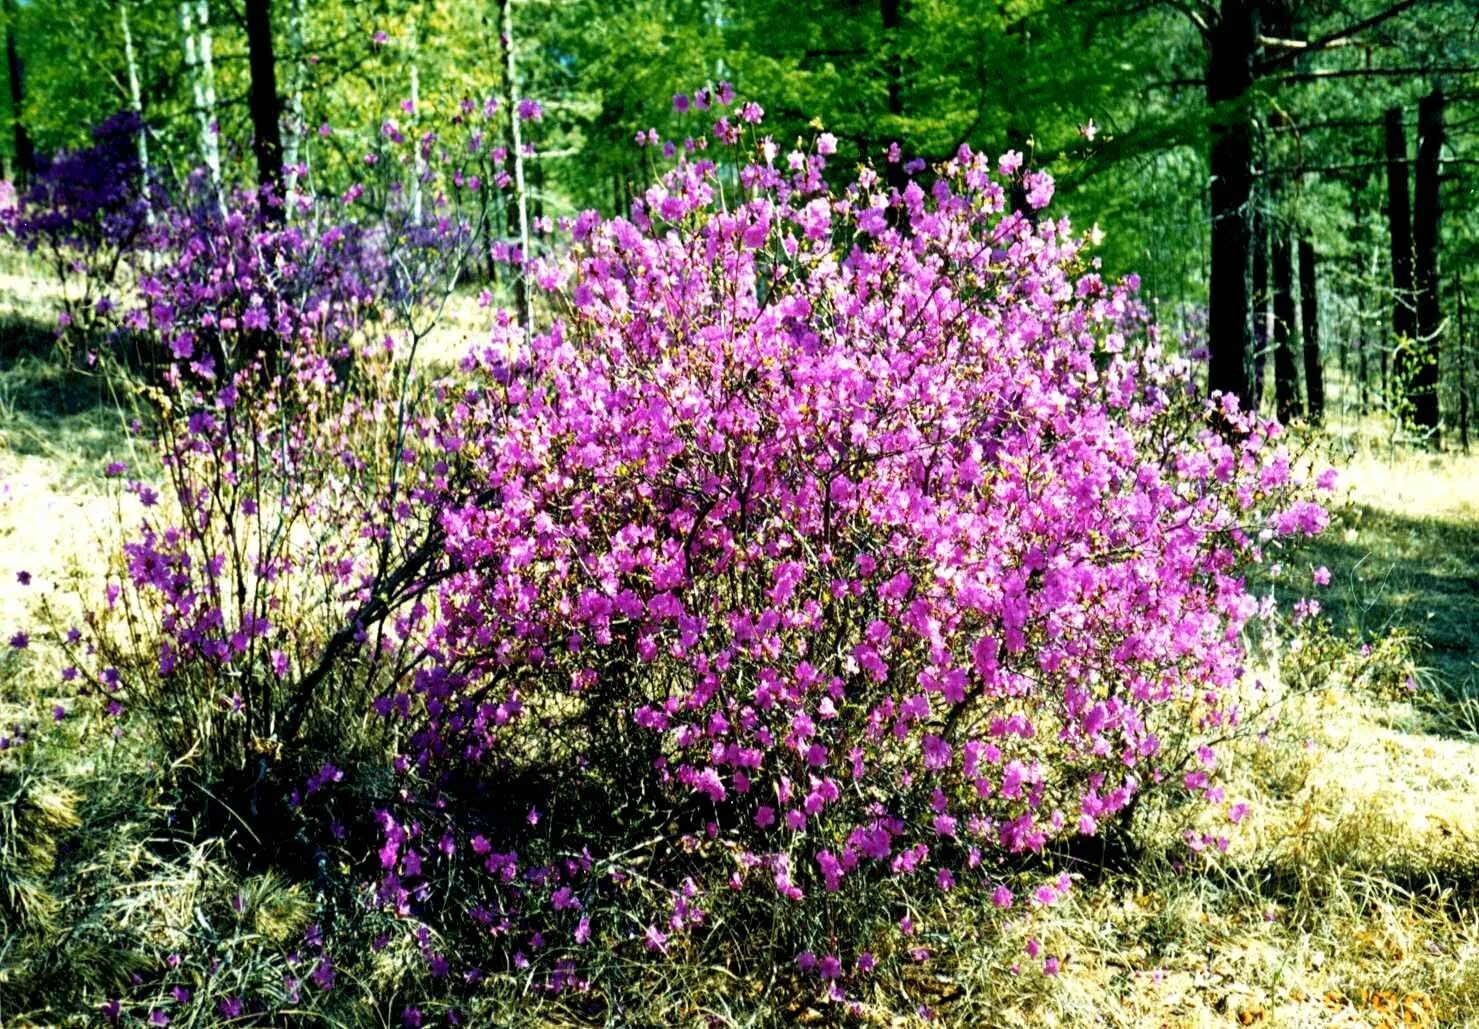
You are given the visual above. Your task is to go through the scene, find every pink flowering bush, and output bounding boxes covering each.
[361,102,1329,999]
[29,87,1332,1013]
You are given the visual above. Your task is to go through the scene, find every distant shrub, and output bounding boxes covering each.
[5,111,150,340]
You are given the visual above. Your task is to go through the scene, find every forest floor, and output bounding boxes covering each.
[2,317,1478,1026]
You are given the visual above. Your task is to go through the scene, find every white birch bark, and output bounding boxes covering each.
[282,0,306,206]
[120,0,149,183]
[498,0,532,335]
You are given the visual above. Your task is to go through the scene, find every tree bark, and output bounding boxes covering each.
[281,0,306,206]
[1271,227,1301,423]
[1205,0,1259,409]
[1251,181,1269,410]
[120,0,150,185]
[408,13,422,223]
[244,0,284,210]
[881,0,912,214]
[881,0,903,118]
[3,0,33,186]
[497,0,532,335]
[1410,85,1443,436]
[1384,105,1417,419]
[1459,281,1470,451]
[180,0,221,188]
[1298,237,1324,423]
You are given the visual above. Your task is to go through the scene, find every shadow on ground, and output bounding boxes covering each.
[0,315,138,480]
[1289,500,1479,700]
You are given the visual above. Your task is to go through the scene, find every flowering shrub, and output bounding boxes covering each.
[359,99,1331,998]
[27,86,1333,1012]
[6,112,150,339]
[61,98,510,799]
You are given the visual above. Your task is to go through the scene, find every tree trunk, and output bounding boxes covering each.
[1384,105,1417,420]
[881,0,903,118]
[1411,85,1443,437]
[1251,185,1269,411]
[1459,281,1470,452]
[881,0,912,214]
[497,0,532,335]
[244,0,284,210]
[1205,0,1259,409]
[180,0,221,188]
[408,14,422,223]
[281,0,306,206]
[1271,228,1301,423]
[1298,237,1324,423]
[120,0,150,185]
[3,0,33,186]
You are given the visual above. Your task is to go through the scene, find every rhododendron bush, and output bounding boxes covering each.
[41,92,1332,1010]
[362,108,1328,994]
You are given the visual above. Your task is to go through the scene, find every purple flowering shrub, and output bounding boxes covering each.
[359,107,1331,998]
[25,88,1334,1013]
[6,112,150,340]
[64,102,507,803]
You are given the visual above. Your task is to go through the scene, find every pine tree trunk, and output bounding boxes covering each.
[1411,86,1443,437]
[1384,105,1418,421]
[1271,228,1301,423]
[1205,0,1259,409]
[1298,237,1324,423]
[244,0,284,210]
[3,0,33,186]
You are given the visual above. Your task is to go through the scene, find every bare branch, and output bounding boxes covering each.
[1258,0,1426,73]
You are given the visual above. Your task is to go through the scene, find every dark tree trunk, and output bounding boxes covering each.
[1384,106,1417,417]
[244,0,284,212]
[881,0,903,118]
[1205,0,1259,409]
[1271,228,1301,423]
[3,0,33,186]
[1251,188,1270,411]
[1459,282,1470,452]
[1298,237,1325,423]
[880,0,911,212]
[1411,85,1443,436]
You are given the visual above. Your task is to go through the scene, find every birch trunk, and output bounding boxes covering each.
[282,0,306,206]
[408,14,422,223]
[120,0,149,183]
[180,0,221,187]
[497,0,532,335]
